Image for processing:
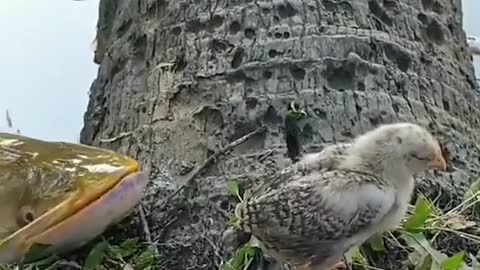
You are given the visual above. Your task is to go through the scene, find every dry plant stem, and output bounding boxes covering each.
[444,192,480,214]
[100,131,133,143]
[427,192,480,224]
[5,110,12,128]
[422,226,480,242]
[136,204,160,265]
[385,232,409,252]
[155,126,267,211]
[137,204,154,244]
[351,263,385,270]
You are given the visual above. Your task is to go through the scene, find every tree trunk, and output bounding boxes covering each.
[80,0,479,269]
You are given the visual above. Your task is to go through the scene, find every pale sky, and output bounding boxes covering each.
[0,0,478,142]
[0,0,99,142]
[463,0,480,77]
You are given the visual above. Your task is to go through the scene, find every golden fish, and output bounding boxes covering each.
[0,133,148,264]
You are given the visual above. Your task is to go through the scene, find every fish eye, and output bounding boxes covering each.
[25,212,34,223]
[17,205,36,227]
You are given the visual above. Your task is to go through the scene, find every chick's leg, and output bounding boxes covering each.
[331,260,348,270]
[296,264,344,270]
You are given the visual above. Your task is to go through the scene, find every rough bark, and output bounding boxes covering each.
[81,0,480,269]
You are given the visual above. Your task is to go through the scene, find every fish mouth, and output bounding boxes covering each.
[0,161,149,264]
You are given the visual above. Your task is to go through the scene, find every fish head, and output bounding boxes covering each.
[0,133,149,264]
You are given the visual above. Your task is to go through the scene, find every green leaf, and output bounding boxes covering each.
[82,240,108,270]
[464,177,480,215]
[227,180,240,198]
[417,254,433,270]
[402,232,433,257]
[402,232,450,268]
[0,239,10,251]
[109,238,139,259]
[368,233,385,252]
[135,244,157,269]
[28,255,59,268]
[286,110,307,122]
[464,177,480,201]
[221,263,235,270]
[404,197,433,233]
[243,256,255,270]
[24,243,53,262]
[223,244,257,270]
[345,246,368,267]
[228,215,240,227]
[441,251,465,270]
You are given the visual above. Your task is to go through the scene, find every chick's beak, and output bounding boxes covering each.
[428,152,447,171]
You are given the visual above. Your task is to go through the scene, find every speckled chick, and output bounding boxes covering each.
[235,122,447,270]
[222,142,353,259]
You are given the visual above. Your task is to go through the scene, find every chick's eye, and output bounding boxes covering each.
[410,153,430,161]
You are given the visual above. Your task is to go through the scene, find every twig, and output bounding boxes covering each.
[351,262,385,270]
[5,110,12,128]
[257,149,273,162]
[100,131,133,143]
[156,126,267,210]
[137,204,153,243]
[52,260,82,269]
[203,236,223,264]
[137,204,160,256]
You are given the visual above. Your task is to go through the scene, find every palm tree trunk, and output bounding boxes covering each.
[80,0,479,269]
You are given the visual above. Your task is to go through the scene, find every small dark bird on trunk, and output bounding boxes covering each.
[284,101,307,163]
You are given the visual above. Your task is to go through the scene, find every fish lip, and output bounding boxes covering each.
[0,169,149,264]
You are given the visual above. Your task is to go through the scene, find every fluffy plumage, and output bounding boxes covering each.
[251,142,352,199]
[235,122,447,270]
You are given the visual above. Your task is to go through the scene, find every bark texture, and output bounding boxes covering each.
[81,0,480,269]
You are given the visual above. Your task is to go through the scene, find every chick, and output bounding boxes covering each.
[234,122,447,270]
[223,142,352,254]
[223,142,354,270]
